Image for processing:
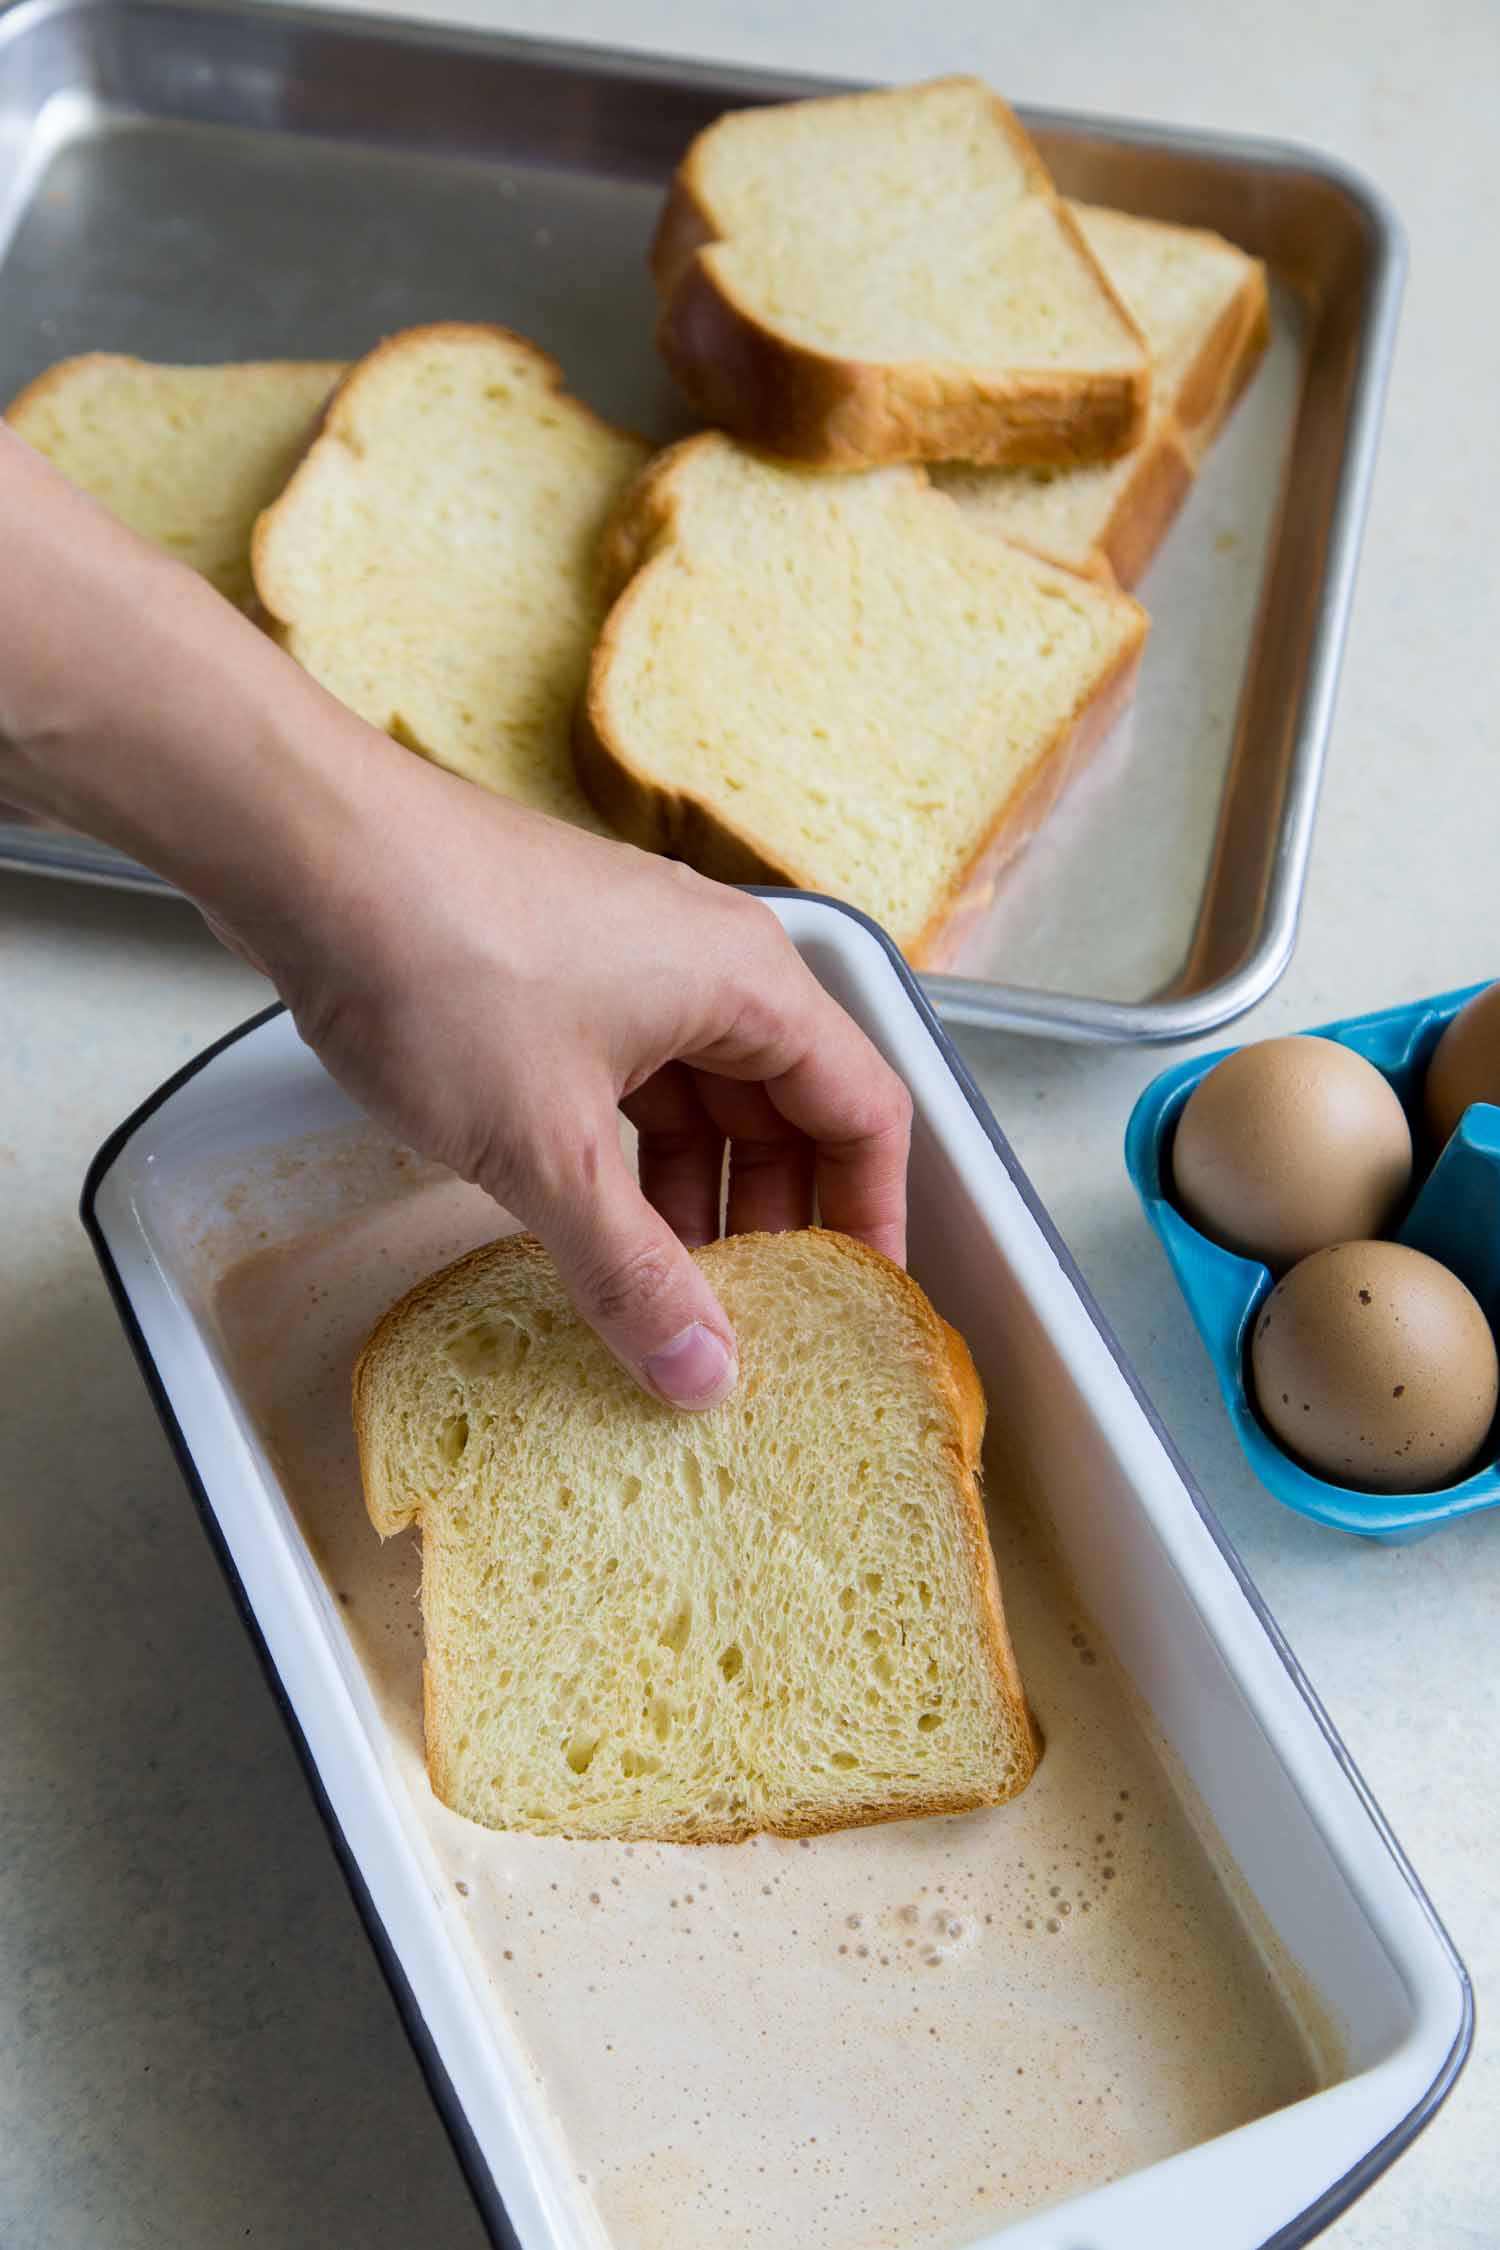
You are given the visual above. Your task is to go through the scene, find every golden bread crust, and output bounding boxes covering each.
[910,629,1144,971]
[1180,270,1272,464]
[1172,254,1271,450]
[652,81,1150,470]
[5,349,345,425]
[1095,423,1196,587]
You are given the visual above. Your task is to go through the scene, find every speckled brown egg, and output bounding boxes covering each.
[1250,1241,1498,1492]
[1425,981,1500,1148]
[1172,1036,1412,1272]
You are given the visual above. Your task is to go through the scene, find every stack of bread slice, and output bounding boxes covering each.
[5,76,1267,966]
[651,78,1153,470]
[934,200,1269,582]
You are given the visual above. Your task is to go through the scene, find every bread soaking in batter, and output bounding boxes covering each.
[213,1167,1324,2250]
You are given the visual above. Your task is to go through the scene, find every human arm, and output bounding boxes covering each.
[0,425,911,1405]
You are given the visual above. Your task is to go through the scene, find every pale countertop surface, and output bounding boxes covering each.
[2,1,1498,2245]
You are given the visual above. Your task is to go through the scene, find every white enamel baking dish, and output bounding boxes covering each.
[83,895,1470,2250]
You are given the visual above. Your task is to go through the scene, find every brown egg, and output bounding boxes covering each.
[1425,981,1500,1147]
[1251,1242,1498,1492]
[1172,1036,1412,1271]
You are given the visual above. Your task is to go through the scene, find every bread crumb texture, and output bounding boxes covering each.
[252,324,648,824]
[584,434,1145,954]
[354,1229,1037,1842]
[7,354,344,609]
[1070,204,1258,412]
[935,205,1266,577]
[684,81,1141,370]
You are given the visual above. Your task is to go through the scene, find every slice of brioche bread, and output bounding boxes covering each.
[354,1229,1039,1843]
[652,78,1150,471]
[577,434,1148,965]
[1073,204,1269,445]
[252,324,649,827]
[935,208,1268,584]
[6,354,344,610]
[935,418,1195,588]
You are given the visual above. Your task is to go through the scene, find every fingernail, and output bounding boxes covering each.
[642,1322,737,1409]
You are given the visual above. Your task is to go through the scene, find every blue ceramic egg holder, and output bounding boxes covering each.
[1126,979,1500,1541]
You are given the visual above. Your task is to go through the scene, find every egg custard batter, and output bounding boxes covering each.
[213,1165,1327,2250]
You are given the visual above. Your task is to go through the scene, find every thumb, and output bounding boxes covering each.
[532,1130,739,1411]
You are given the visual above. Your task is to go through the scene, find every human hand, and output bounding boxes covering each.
[238,747,912,1411]
[0,427,909,1403]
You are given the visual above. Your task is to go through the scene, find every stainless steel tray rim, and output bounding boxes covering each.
[925,911,1304,1044]
[3,0,1419,228]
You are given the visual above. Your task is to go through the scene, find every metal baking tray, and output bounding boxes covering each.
[85,894,1469,2250]
[0,0,1403,1043]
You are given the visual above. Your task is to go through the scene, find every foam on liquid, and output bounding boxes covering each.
[212,1169,1321,2250]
